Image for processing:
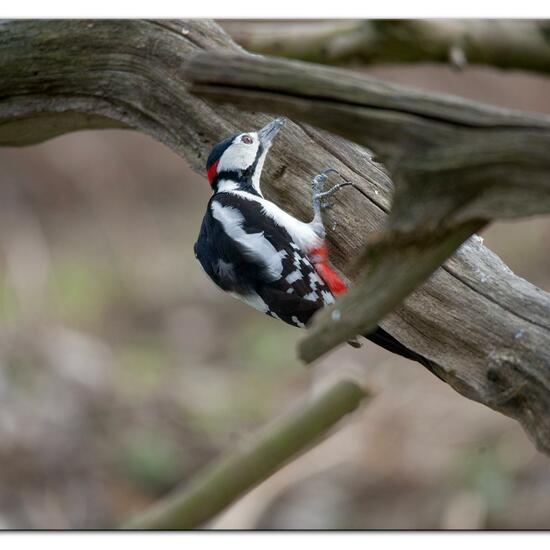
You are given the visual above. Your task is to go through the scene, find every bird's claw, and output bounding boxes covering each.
[312,168,352,201]
[315,182,352,203]
[312,174,328,195]
[312,168,342,192]
[311,168,352,235]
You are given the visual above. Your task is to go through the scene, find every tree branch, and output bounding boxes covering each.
[2,20,550,454]
[124,379,369,529]
[222,19,550,74]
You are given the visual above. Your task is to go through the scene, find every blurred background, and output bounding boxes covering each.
[1,20,550,529]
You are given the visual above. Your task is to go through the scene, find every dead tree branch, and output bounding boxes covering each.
[1,20,550,455]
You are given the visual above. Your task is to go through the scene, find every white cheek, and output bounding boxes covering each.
[218,143,258,172]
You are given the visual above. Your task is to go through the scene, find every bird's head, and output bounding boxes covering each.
[205,118,284,195]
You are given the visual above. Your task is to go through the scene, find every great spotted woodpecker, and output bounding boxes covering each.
[194,118,434,368]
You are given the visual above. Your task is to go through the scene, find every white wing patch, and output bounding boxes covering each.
[211,201,287,281]
[226,190,322,252]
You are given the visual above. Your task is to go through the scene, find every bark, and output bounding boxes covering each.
[1,20,550,455]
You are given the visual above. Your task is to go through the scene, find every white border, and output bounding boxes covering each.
[4,1,550,18]
[2,532,550,548]
[2,2,550,543]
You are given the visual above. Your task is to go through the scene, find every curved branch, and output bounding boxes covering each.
[2,20,550,454]
[222,19,550,74]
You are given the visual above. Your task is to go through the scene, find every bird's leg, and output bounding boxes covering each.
[307,168,352,298]
[311,168,352,237]
[310,169,361,348]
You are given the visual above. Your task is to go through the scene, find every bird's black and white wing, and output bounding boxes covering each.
[194,192,334,328]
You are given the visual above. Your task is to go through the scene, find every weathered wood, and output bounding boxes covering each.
[1,20,550,454]
[223,19,550,74]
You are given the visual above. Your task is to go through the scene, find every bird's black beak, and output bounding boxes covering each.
[258,117,284,148]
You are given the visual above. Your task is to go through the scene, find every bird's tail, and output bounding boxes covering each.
[363,326,440,376]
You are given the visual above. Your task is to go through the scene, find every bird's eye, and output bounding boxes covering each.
[241,135,253,144]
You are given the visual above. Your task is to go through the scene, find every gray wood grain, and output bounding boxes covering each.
[1,20,550,454]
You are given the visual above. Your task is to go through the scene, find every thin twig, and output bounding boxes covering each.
[123,378,370,529]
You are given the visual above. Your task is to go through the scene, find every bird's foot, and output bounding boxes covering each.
[310,168,353,238]
[312,168,352,211]
[315,182,352,206]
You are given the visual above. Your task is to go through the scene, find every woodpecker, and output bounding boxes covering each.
[194,118,434,369]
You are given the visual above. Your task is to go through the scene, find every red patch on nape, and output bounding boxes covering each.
[310,243,348,296]
[207,159,220,184]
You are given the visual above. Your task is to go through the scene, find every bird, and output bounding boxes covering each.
[194,117,435,370]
